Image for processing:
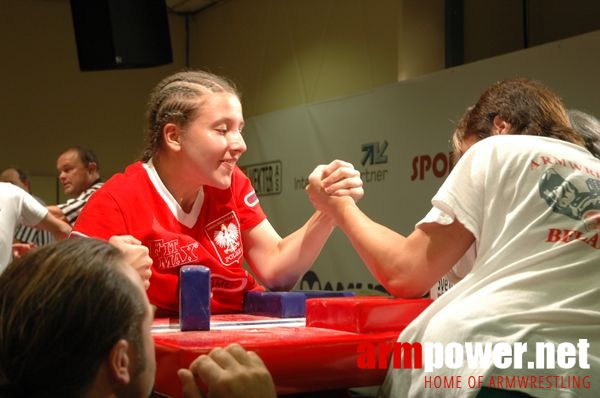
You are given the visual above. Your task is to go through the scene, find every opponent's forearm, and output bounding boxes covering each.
[332,203,427,297]
[38,213,71,240]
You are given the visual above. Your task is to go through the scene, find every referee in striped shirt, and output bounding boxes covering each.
[46,146,104,226]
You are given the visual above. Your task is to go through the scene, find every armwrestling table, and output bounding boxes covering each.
[152,296,432,397]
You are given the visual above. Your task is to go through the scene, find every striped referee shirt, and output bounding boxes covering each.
[14,180,104,246]
[13,195,53,246]
[58,180,104,225]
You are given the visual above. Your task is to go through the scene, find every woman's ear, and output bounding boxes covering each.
[164,123,182,151]
[492,115,512,135]
[108,339,131,385]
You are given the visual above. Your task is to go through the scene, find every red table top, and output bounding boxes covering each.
[152,297,432,397]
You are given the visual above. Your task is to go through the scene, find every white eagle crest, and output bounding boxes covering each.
[213,222,240,254]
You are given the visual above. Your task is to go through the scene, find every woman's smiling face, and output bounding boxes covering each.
[178,91,247,189]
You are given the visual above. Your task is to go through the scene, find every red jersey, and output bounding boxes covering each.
[73,162,266,313]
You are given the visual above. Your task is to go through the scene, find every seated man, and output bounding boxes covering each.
[0,238,276,398]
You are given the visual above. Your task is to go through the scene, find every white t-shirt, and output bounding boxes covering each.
[0,182,48,272]
[381,135,600,398]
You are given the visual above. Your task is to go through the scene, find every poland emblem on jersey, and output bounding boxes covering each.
[205,211,243,266]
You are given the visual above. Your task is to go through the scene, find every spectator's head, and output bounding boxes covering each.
[567,109,600,159]
[56,146,101,196]
[0,167,30,192]
[0,238,155,398]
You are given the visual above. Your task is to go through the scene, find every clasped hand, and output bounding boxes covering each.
[306,159,364,214]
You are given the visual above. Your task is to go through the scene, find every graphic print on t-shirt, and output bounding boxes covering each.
[539,168,600,231]
[205,211,243,265]
[148,237,200,270]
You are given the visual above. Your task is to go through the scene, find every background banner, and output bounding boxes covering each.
[241,31,600,295]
